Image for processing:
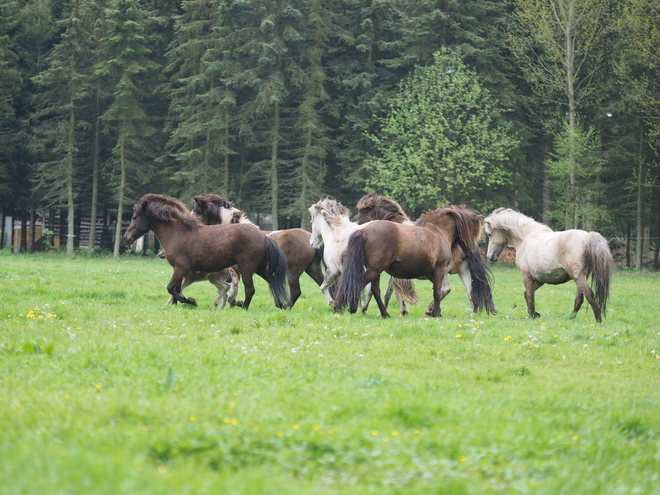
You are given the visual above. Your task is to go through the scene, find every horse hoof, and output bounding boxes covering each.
[531,312,540,318]
[188,297,198,306]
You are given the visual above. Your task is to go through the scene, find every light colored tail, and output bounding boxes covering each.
[584,232,613,317]
[391,277,418,305]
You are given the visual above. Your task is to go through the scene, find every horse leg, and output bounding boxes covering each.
[227,268,243,308]
[571,287,584,318]
[288,274,302,309]
[428,268,449,317]
[573,275,602,322]
[360,284,373,313]
[209,272,231,310]
[368,274,390,318]
[383,276,408,316]
[521,274,542,318]
[456,260,473,310]
[167,269,197,306]
[319,268,339,305]
[241,273,256,310]
[425,275,451,316]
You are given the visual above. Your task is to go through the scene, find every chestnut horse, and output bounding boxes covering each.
[484,207,612,322]
[191,193,325,308]
[353,192,495,315]
[123,194,289,310]
[333,206,495,317]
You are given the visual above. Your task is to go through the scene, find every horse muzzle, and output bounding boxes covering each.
[122,235,134,247]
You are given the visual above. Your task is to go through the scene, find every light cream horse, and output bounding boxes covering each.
[484,208,613,322]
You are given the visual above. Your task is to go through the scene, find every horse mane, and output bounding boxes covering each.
[355,192,410,223]
[310,198,350,227]
[485,207,549,240]
[192,193,251,225]
[136,194,200,230]
[415,205,483,244]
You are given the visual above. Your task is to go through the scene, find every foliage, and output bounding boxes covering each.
[365,49,519,214]
[546,123,608,228]
[1,253,660,494]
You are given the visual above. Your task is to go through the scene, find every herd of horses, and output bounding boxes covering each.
[122,193,614,322]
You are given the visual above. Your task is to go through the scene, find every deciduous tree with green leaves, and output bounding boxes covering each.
[365,49,518,215]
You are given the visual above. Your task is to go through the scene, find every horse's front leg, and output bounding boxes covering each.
[241,273,256,310]
[167,269,197,306]
[384,276,408,316]
[319,267,340,305]
[521,274,542,318]
[428,267,449,317]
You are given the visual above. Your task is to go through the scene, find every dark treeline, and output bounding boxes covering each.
[0,0,658,266]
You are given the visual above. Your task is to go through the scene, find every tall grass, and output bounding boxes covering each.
[1,250,659,494]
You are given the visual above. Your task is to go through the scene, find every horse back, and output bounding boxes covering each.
[185,223,266,272]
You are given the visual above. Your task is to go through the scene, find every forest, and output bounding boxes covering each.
[0,0,658,267]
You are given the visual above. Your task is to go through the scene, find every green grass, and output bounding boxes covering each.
[1,250,659,494]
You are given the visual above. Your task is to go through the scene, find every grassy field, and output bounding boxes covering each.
[1,250,659,494]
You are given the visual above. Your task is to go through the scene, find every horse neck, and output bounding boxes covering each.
[149,219,189,248]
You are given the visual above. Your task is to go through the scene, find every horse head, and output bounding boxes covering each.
[191,194,236,225]
[483,207,517,262]
[353,193,411,225]
[123,194,198,245]
[308,198,350,248]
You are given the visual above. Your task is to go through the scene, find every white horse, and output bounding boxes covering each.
[484,207,613,322]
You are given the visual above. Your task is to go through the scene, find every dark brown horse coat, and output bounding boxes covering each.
[123,194,289,310]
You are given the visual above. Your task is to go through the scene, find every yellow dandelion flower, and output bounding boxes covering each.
[391,430,399,436]
[64,393,71,399]
[47,314,53,318]
[189,416,196,422]
[95,383,102,389]
[157,466,167,474]
[371,430,378,436]
[277,432,284,437]
[504,336,511,341]
[414,429,420,434]
[231,420,238,425]
[455,334,461,338]
[37,315,43,319]
[572,435,578,441]
[223,418,231,423]
[313,425,320,431]
[382,437,389,443]
[292,424,300,430]
[458,456,468,462]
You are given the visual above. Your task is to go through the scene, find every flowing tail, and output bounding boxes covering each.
[333,230,368,313]
[584,233,613,318]
[391,277,418,305]
[448,208,496,314]
[259,237,290,309]
[465,247,497,314]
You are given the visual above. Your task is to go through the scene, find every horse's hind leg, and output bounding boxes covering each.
[425,275,451,316]
[383,276,409,316]
[522,274,541,318]
[574,275,601,322]
[241,273,256,310]
[369,274,390,318]
[571,286,584,317]
[360,285,373,313]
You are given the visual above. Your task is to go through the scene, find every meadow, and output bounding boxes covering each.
[1,250,659,494]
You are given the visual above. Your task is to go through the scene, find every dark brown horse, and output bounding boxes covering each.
[353,192,495,315]
[123,194,289,310]
[191,193,325,308]
[333,206,495,317]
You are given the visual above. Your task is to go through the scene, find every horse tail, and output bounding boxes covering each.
[259,237,291,309]
[466,248,497,314]
[584,232,613,318]
[449,209,496,314]
[333,230,368,313]
[392,277,418,305]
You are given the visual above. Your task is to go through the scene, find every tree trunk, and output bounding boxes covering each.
[89,87,101,251]
[114,133,127,258]
[270,101,280,231]
[66,97,76,257]
[635,123,644,271]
